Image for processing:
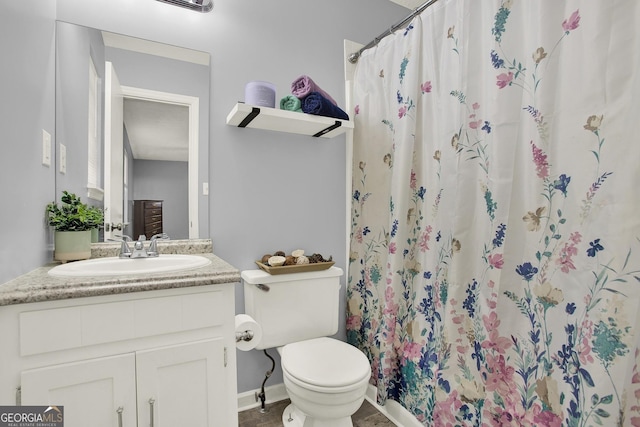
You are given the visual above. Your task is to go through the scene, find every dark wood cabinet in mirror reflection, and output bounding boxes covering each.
[133,200,163,239]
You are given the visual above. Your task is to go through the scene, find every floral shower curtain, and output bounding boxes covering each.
[347,1,640,425]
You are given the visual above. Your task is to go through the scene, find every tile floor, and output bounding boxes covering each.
[238,398,397,427]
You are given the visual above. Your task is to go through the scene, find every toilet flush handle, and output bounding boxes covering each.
[254,283,270,292]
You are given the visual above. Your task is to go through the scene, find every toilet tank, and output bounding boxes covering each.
[242,267,343,350]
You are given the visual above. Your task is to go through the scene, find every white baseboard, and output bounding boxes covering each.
[238,383,421,427]
[364,384,423,427]
[237,383,289,412]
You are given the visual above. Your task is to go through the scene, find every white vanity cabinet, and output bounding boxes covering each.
[135,338,227,427]
[21,353,137,427]
[0,283,238,427]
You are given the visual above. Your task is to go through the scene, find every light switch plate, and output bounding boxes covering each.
[59,143,67,174]
[42,130,51,166]
[203,182,209,196]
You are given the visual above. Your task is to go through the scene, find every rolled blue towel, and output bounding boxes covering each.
[301,92,349,121]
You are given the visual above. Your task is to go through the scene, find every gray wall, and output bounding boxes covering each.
[0,0,409,394]
[0,3,56,281]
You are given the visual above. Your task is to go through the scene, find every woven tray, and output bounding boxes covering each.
[255,261,335,275]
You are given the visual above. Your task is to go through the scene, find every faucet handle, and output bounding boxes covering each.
[148,233,169,256]
[111,234,133,258]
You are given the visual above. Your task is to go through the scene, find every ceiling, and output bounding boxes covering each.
[124,98,189,162]
[109,1,421,162]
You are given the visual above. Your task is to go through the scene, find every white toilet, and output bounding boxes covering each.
[242,267,371,427]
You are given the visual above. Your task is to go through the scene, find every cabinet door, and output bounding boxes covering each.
[136,338,227,427]
[21,353,137,427]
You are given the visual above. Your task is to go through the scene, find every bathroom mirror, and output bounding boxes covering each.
[55,21,210,241]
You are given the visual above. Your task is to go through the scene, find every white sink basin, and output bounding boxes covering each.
[48,254,211,277]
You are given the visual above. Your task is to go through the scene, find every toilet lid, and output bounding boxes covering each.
[281,337,371,388]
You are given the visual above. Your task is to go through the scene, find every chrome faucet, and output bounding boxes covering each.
[131,235,149,259]
[111,233,169,258]
[130,233,170,258]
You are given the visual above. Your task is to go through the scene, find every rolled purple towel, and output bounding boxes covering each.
[291,75,338,106]
[301,92,349,121]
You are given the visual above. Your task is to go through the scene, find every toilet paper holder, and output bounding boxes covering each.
[236,329,255,343]
[234,314,262,351]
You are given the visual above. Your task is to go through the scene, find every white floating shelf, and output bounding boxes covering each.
[226,103,353,139]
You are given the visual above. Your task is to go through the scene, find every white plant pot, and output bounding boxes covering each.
[54,230,92,262]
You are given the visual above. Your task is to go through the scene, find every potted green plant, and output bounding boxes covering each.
[46,191,95,262]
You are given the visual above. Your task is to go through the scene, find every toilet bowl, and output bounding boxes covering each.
[278,337,371,427]
[241,267,371,426]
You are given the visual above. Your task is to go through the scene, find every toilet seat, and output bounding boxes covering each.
[281,337,370,391]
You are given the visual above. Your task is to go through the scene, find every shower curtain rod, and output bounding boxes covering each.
[348,0,439,63]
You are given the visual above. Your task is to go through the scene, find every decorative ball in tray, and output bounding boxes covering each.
[256,249,334,275]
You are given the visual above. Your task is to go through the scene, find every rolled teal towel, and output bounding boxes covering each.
[280,95,302,112]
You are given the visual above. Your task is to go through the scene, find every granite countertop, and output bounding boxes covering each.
[0,239,241,306]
